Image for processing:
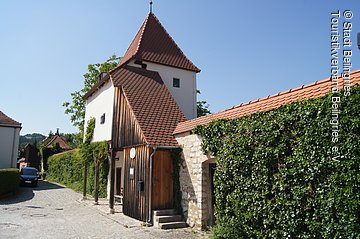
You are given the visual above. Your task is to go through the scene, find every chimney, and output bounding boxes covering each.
[56,128,59,135]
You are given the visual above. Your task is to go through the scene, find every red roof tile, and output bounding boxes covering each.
[0,111,21,127]
[45,135,73,150]
[117,13,200,73]
[174,70,360,134]
[112,65,187,147]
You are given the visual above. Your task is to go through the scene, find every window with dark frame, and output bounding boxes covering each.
[173,78,180,88]
[100,113,105,124]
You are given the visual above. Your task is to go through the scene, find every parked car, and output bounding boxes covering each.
[20,167,39,187]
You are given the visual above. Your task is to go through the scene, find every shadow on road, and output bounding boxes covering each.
[33,180,64,191]
[0,181,64,205]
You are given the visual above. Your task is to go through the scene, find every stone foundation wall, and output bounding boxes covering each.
[175,133,214,230]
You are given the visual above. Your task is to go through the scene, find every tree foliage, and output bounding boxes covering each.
[63,54,120,139]
[197,90,211,117]
[195,86,360,238]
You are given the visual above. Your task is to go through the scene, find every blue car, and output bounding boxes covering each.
[20,167,39,187]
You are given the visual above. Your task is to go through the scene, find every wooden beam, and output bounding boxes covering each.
[109,149,115,213]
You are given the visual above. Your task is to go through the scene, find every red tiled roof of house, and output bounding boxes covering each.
[45,135,73,150]
[112,65,187,147]
[0,111,21,127]
[117,13,200,73]
[174,70,360,135]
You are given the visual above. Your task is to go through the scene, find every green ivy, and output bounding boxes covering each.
[195,86,360,238]
[47,149,109,197]
[47,118,109,198]
[0,168,19,196]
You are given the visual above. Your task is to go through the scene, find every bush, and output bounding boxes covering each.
[47,149,109,197]
[0,168,20,196]
[195,86,360,238]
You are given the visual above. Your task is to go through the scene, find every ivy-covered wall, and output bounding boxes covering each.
[195,86,360,238]
[47,149,109,197]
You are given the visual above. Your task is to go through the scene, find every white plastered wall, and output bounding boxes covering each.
[84,80,114,142]
[0,126,21,168]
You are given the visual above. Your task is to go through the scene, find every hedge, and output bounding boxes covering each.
[47,149,109,197]
[0,168,20,196]
[195,86,360,238]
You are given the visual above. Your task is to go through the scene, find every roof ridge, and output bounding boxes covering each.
[111,15,150,73]
[147,13,200,72]
[45,135,57,147]
[113,12,200,73]
[174,68,360,135]
[123,64,161,75]
[221,74,334,113]
[132,13,150,61]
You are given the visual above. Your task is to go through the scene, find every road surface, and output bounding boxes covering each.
[0,181,206,239]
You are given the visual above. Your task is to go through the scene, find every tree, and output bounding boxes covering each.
[62,133,81,148]
[63,54,120,141]
[197,90,211,117]
[81,117,95,200]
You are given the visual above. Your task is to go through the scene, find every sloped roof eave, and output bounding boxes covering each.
[0,123,22,128]
[83,75,112,100]
[174,69,360,135]
[0,111,21,127]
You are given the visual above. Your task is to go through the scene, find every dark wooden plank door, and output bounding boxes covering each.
[152,150,173,210]
[123,145,150,221]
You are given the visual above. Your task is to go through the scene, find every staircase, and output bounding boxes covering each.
[153,209,187,229]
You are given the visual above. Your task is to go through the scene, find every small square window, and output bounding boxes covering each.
[173,78,180,88]
[100,113,105,124]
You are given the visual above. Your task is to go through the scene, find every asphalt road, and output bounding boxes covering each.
[0,181,206,239]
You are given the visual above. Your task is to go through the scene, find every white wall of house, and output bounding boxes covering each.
[0,126,21,168]
[84,80,114,142]
[128,60,197,120]
[175,133,214,230]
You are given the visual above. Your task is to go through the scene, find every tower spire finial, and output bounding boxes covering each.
[149,0,153,13]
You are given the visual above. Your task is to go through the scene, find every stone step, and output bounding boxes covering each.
[153,209,176,216]
[156,215,182,223]
[159,221,187,230]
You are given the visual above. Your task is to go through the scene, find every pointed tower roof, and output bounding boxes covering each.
[118,13,200,73]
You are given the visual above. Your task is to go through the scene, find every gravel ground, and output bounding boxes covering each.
[0,180,208,239]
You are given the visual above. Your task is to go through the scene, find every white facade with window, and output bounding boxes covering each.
[84,80,114,142]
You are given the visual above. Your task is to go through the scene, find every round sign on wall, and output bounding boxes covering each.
[130,148,136,159]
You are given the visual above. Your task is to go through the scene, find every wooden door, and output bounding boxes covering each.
[115,167,122,195]
[152,150,173,209]
[123,145,150,221]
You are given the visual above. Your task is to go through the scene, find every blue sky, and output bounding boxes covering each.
[0,1,359,135]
